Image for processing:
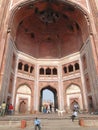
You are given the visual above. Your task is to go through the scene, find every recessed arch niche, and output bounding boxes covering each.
[66,84,83,110]
[15,84,31,113]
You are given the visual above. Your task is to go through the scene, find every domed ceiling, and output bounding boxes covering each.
[11,0,89,58]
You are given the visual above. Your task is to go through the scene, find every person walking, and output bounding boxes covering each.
[34,117,41,130]
[71,110,78,122]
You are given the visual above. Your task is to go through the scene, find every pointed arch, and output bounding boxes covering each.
[15,84,32,113]
[39,85,58,112]
[66,83,83,110]
[66,84,81,94]
[17,84,31,94]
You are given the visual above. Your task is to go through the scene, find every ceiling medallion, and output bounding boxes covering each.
[38,8,60,24]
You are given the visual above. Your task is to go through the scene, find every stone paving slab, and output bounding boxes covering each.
[0,126,98,130]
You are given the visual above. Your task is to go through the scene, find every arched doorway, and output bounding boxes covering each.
[70,100,79,111]
[88,96,94,113]
[66,84,83,111]
[15,84,31,113]
[39,86,58,112]
[42,89,54,103]
[19,100,27,113]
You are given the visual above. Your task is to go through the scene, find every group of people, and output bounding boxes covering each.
[34,103,79,130]
[42,103,53,113]
[34,104,80,130]
[0,101,14,116]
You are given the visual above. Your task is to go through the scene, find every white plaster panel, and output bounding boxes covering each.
[17,73,34,80]
[17,85,31,94]
[66,85,81,94]
[63,73,81,81]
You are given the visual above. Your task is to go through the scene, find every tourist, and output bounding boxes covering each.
[34,117,41,130]
[71,110,78,122]
[43,105,46,113]
[5,103,9,115]
[47,104,50,113]
[50,103,52,112]
[73,103,79,112]
[1,101,6,116]
[8,104,14,115]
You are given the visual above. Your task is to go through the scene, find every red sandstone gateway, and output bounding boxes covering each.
[0,0,98,114]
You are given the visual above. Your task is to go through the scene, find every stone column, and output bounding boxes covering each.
[0,0,10,70]
[79,57,88,110]
[58,64,64,110]
[89,35,98,74]
[12,52,18,106]
[87,36,98,109]
[33,63,39,112]
[0,33,11,103]
[0,0,10,103]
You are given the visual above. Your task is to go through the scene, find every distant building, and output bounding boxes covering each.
[0,0,98,113]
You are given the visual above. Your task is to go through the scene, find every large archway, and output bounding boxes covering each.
[39,86,58,112]
[3,0,97,112]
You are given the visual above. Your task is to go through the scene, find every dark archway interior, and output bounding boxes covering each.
[10,0,89,59]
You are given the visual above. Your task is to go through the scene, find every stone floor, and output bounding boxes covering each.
[0,124,98,130]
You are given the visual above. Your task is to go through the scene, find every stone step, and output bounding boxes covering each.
[26,120,80,130]
[0,118,80,128]
[0,113,98,129]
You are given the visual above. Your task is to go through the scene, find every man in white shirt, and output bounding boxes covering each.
[34,117,41,130]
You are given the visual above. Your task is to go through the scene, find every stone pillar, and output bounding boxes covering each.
[58,64,64,110]
[0,0,10,103]
[79,57,88,110]
[34,63,39,112]
[89,35,98,74]
[0,0,10,70]
[0,33,11,103]
[12,52,18,106]
[87,36,98,109]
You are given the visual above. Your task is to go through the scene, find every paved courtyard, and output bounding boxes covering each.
[0,125,98,130]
